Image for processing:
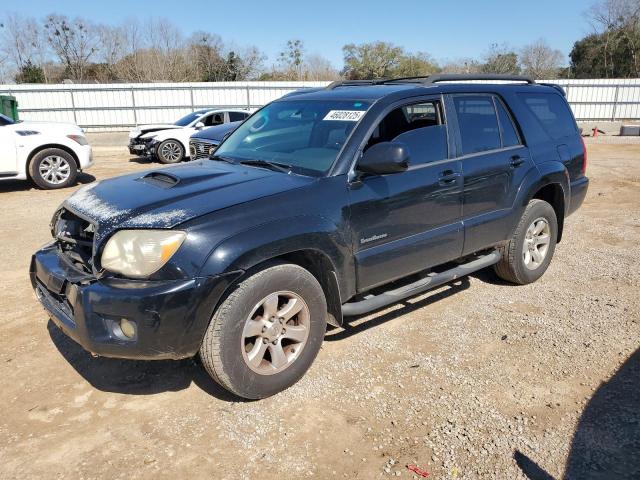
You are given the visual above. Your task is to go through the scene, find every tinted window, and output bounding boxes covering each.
[519,92,577,140]
[453,96,500,155]
[174,110,208,126]
[365,101,447,165]
[495,99,521,147]
[229,112,249,122]
[203,112,224,127]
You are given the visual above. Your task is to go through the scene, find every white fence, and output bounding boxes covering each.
[0,79,638,130]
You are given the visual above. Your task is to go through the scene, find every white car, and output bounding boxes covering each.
[0,113,93,189]
[128,109,250,164]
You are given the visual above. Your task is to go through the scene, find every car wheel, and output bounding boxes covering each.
[494,199,558,285]
[29,148,78,189]
[200,261,327,399]
[156,139,184,164]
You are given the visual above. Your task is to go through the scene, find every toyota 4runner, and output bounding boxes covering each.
[31,74,589,399]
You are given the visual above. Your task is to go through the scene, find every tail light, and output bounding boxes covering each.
[580,137,587,174]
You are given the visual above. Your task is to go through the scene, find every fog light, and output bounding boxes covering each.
[119,318,136,339]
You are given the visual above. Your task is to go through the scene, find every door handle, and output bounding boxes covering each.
[438,170,460,185]
[510,155,526,167]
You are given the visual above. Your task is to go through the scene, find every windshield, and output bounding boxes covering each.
[0,113,15,126]
[214,100,371,176]
[174,111,206,127]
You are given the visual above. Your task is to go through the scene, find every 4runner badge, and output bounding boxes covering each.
[360,233,388,244]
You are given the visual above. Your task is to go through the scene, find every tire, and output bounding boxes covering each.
[200,262,327,399]
[494,199,558,285]
[156,139,184,164]
[28,148,78,189]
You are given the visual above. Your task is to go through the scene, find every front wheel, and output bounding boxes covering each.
[29,148,78,189]
[156,139,184,164]
[199,262,327,399]
[494,199,558,285]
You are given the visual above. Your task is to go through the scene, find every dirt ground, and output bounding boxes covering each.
[0,141,638,480]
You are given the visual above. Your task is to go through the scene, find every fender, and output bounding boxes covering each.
[506,160,569,239]
[199,214,355,302]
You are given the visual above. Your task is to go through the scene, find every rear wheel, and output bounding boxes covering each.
[200,262,327,399]
[156,139,184,164]
[29,148,78,189]
[494,199,558,285]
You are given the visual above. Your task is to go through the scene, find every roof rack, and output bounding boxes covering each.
[325,73,536,90]
[325,79,390,90]
[421,73,535,84]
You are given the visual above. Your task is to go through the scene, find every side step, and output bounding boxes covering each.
[341,250,502,317]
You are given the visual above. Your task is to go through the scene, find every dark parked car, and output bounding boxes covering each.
[188,121,242,161]
[31,74,588,399]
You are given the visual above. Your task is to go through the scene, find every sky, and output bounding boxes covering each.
[0,0,595,67]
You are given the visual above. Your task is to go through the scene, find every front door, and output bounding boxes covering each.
[348,98,464,292]
[0,127,17,174]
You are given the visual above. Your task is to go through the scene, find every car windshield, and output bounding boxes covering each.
[214,100,371,176]
[174,111,207,127]
[0,113,15,126]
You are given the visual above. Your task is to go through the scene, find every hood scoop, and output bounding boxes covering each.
[138,171,181,188]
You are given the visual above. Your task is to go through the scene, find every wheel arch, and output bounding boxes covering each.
[531,183,565,242]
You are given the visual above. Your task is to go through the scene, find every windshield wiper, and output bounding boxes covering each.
[209,154,236,164]
[239,159,292,173]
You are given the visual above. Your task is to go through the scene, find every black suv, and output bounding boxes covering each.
[31,74,588,399]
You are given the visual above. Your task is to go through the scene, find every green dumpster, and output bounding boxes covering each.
[0,95,19,121]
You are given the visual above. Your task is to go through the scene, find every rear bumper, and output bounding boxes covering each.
[567,176,589,216]
[31,244,239,360]
[77,145,93,170]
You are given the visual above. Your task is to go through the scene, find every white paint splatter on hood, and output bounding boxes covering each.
[65,182,132,223]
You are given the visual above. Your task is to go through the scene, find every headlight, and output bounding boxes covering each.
[67,134,88,145]
[101,230,186,278]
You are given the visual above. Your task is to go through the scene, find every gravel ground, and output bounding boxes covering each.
[0,143,638,479]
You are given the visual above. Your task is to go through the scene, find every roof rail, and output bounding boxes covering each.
[418,74,536,84]
[325,79,390,90]
[325,74,536,90]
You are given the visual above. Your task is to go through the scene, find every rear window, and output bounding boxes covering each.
[518,92,577,140]
[495,99,521,147]
[453,96,500,155]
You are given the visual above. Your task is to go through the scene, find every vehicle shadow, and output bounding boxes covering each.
[46,319,246,402]
[128,155,156,164]
[514,347,640,479]
[0,172,96,193]
[325,277,471,342]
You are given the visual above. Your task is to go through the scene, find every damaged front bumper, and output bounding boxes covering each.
[30,243,239,360]
[128,138,156,156]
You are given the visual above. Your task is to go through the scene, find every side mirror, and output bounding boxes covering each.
[195,122,205,130]
[357,142,409,175]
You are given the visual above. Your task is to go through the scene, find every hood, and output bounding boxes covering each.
[129,124,180,138]
[63,160,315,244]
[7,121,82,134]
[191,121,241,142]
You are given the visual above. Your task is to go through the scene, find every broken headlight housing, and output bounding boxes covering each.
[101,230,186,278]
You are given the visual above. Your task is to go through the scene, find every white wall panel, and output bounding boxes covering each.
[0,80,637,130]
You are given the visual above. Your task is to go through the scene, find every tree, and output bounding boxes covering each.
[302,54,340,80]
[395,52,440,77]
[520,39,564,79]
[188,32,226,81]
[16,60,45,83]
[278,39,304,80]
[44,15,98,82]
[342,41,404,79]
[1,13,50,82]
[481,43,520,74]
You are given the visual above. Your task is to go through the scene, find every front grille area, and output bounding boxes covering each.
[189,139,218,160]
[54,209,96,273]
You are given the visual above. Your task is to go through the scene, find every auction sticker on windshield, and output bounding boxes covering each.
[323,110,366,121]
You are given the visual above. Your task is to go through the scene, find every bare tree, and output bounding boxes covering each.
[1,13,50,82]
[481,43,520,74]
[520,39,564,79]
[44,15,98,82]
[303,53,340,80]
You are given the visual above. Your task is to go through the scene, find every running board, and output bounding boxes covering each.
[341,250,502,317]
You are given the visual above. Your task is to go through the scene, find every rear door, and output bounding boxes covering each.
[449,94,534,255]
[348,97,464,291]
[0,127,17,174]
